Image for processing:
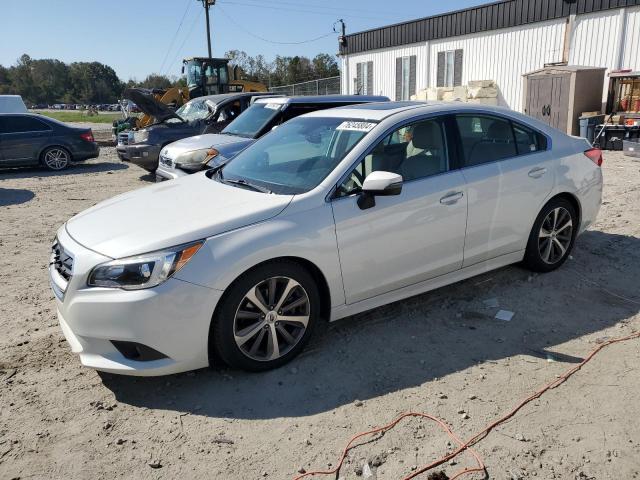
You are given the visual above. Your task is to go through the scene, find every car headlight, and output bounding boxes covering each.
[175,148,218,171]
[132,130,149,144]
[87,241,203,290]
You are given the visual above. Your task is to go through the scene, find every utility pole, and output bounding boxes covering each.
[335,19,346,49]
[200,0,215,58]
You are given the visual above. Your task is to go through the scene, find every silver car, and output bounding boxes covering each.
[51,102,602,375]
[155,95,389,182]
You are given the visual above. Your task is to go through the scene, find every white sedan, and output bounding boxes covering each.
[50,102,603,375]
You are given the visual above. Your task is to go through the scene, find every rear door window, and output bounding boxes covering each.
[512,122,548,154]
[0,115,51,134]
[455,115,517,167]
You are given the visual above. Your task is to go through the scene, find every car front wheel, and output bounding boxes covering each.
[211,260,320,371]
[523,197,577,272]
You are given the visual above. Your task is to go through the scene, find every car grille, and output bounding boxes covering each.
[117,132,129,146]
[51,239,74,282]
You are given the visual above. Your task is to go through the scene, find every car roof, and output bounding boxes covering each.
[303,101,517,121]
[194,92,272,105]
[253,95,389,105]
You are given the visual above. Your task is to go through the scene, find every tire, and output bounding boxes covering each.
[523,197,577,273]
[41,146,71,171]
[211,260,320,372]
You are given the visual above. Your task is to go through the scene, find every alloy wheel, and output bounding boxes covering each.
[233,276,310,362]
[538,207,573,264]
[44,148,70,170]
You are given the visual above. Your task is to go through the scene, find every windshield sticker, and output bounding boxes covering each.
[264,103,282,110]
[336,121,377,132]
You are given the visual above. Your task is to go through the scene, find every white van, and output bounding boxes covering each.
[0,95,28,113]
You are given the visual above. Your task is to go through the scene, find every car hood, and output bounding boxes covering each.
[123,88,181,123]
[161,133,248,159]
[65,173,293,258]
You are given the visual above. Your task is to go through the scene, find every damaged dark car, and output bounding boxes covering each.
[116,89,271,172]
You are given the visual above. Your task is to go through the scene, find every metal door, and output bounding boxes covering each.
[331,170,468,304]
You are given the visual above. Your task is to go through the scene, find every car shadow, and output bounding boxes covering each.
[0,188,35,206]
[100,230,640,420]
[0,161,128,180]
[138,172,156,183]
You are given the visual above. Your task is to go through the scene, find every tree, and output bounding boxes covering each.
[138,74,173,90]
[225,50,340,87]
[312,53,339,79]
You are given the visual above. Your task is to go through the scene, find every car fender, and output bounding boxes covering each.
[174,202,346,308]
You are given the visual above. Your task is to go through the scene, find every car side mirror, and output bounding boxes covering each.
[357,171,403,210]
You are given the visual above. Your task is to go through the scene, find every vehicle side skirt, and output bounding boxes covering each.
[329,250,524,322]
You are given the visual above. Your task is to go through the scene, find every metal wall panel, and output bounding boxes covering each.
[340,0,640,55]
[343,44,428,100]
[622,6,640,70]
[427,19,566,109]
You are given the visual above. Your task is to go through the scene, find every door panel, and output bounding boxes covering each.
[0,116,52,162]
[549,74,570,133]
[460,151,555,267]
[332,171,468,304]
[527,77,552,125]
[0,131,49,161]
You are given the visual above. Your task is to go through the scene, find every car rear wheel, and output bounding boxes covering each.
[211,260,319,371]
[523,197,577,272]
[41,147,71,171]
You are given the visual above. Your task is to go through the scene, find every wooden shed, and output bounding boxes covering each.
[522,65,606,136]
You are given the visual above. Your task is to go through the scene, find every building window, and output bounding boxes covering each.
[444,51,455,87]
[401,57,410,100]
[355,61,373,95]
[395,55,416,101]
[437,49,463,87]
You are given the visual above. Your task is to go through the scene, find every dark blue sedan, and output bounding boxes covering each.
[0,113,99,170]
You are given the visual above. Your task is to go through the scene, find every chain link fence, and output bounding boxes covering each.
[269,76,341,96]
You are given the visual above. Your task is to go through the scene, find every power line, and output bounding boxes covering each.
[217,5,336,45]
[164,8,204,76]
[217,0,391,20]
[158,0,192,74]
[229,0,397,16]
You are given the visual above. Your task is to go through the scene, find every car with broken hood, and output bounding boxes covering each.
[155,95,390,181]
[116,91,272,172]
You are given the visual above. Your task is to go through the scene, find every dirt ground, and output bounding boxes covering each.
[1,148,639,480]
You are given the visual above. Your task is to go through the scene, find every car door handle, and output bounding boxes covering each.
[440,191,464,205]
[528,167,547,178]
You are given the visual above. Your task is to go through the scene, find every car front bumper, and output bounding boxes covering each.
[50,226,222,376]
[117,143,161,171]
[155,160,191,182]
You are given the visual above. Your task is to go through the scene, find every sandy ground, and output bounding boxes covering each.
[0,149,639,480]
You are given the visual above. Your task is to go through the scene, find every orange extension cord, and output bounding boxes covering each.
[293,331,640,480]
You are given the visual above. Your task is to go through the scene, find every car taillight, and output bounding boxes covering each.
[80,131,95,142]
[584,148,602,167]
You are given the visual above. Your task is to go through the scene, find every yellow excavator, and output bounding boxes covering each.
[113,57,267,136]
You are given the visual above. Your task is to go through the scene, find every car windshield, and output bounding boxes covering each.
[218,116,375,194]
[167,100,211,123]
[222,102,282,138]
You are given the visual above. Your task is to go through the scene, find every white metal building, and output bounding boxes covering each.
[339,0,640,111]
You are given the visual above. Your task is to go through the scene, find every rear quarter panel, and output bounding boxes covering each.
[549,134,602,233]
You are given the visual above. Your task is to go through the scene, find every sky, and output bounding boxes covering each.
[0,0,489,81]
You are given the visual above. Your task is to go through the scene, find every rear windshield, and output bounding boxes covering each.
[222,102,281,138]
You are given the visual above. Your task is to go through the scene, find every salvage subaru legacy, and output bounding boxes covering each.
[50,102,602,376]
